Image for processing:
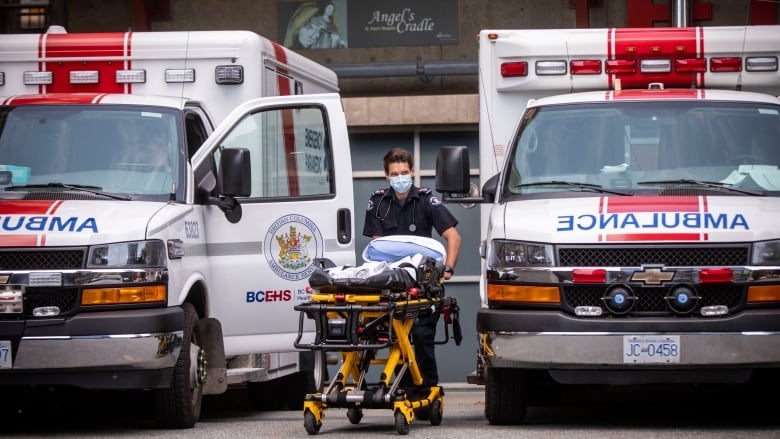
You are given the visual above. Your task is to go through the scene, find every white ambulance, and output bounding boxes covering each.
[436,25,780,424]
[0,28,355,428]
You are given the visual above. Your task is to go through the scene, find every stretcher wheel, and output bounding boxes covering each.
[429,399,443,426]
[394,409,410,435]
[347,407,363,424]
[304,410,321,435]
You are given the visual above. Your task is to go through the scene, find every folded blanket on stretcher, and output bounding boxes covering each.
[309,236,446,293]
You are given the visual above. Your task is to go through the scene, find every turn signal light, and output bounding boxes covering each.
[82,285,166,305]
[487,284,560,303]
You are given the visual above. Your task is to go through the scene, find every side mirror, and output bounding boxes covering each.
[216,148,251,223]
[219,148,251,197]
[435,146,471,194]
[435,146,485,204]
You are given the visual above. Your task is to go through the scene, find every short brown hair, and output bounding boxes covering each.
[382,148,413,174]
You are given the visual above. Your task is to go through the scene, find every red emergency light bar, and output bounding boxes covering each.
[494,27,778,90]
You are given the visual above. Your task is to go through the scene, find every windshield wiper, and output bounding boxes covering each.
[515,181,632,196]
[5,182,131,200]
[636,179,765,196]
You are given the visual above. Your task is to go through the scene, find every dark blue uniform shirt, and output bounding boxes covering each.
[363,186,458,239]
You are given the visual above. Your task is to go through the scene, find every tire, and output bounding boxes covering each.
[347,407,363,424]
[394,409,410,435]
[484,367,527,425]
[303,410,321,435]
[153,303,204,429]
[429,399,443,426]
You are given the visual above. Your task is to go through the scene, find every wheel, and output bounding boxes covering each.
[429,399,443,426]
[347,406,363,424]
[303,410,321,435]
[484,367,527,425]
[153,303,204,428]
[394,409,410,435]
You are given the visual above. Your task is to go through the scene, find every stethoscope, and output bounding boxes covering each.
[374,194,417,232]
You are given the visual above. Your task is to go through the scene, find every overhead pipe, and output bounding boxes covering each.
[327,60,477,80]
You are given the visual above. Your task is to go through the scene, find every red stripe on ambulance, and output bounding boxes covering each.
[608,27,703,90]
[40,32,130,94]
[0,200,63,247]
[271,42,300,196]
[599,196,709,242]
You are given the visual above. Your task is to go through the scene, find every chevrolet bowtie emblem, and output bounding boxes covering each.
[631,267,675,285]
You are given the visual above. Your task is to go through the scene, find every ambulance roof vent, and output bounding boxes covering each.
[46,25,67,34]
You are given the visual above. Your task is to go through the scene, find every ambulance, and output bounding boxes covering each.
[0,27,355,428]
[435,25,780,424]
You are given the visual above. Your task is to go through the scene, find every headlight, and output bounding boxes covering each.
[488,239,554,268]
[752,240,780,266]
[87,240,167,268]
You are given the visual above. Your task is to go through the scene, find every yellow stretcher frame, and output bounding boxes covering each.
[294,289,460,435]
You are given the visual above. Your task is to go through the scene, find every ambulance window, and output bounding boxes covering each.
[185,113,208,158]
[216,105,333,199]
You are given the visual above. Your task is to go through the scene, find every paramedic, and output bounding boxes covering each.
[363,147,461,389]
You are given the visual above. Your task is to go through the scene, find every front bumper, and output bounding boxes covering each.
[478,308,780,369]
[0,307,183,389]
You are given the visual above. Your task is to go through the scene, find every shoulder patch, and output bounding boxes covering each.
[366,199,374,211]
[429,196,442,206]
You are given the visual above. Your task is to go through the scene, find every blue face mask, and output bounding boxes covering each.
[389,174,412,194]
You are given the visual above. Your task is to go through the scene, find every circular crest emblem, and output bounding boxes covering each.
[264,214,323,281]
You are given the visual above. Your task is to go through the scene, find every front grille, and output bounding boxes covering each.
[561,284,746,316]
[23,287,79,317]
[558,245,749,267]
[0,249,85,270]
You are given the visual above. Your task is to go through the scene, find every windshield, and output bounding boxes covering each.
[0,105,182,199]
[503,100,780,197]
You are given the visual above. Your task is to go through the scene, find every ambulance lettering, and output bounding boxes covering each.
[556,196,749,241]
[245,290,293,303]
[0,215,98,232]
[558,212,749,231]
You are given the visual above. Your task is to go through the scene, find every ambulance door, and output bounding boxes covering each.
[191,93,355,356]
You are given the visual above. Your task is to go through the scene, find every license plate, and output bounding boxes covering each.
[623,335,680,364]
[0,340,11,368]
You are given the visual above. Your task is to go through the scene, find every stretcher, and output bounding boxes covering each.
[294,243,462,435]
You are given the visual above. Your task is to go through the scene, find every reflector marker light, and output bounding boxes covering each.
[69,70,99,84]
[699,268,733,284]
[570,60,602,75]
[710,57,742,72]
[23,71,53,85]
[116,69,146,84]
[605,59,636,74]
[675,58,706,73]
[501,62,528,77]
[572,268,607,284]
[165,69,195,83]
[0,72,4,86]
